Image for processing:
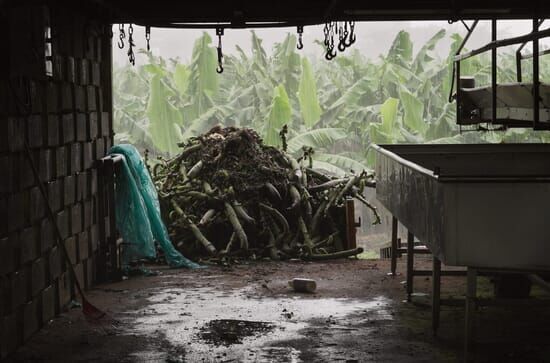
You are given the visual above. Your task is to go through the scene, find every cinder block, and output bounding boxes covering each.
[87,86,97,112]
[70,142,81,173]
[1,313,18,358]
[89,169,97,195]
[0,237,15,276]
[64,175,75,206]
[83,199,93,230]
[60,83,73,112]
[28,81,43,114]
[71,203,82,236]
[41,285,55,324]
[64,236,77,265]
[89,225,98,252]
[0,198,6,236]
[38,149,53,182]
[0,155,13,194]
[10,269,28,309]
[8,232,20,272]
[0,117,8,153]
[96,37,102,62]
[74,86,86,112]
[7,192,25,232]
[31,258,45,297]
[56,209,69,240]
[45,82,58,113]
[22,299,39,341]
[97,88,104,113]
[94,137,104,159]
[61,113,74,144]
[91,61,101,86]
[89,112,98,140]
[74,262,84,289]
[83,141,92,169]
[19,152,34,190]
[52,55,64,81]
[78,230,89,260]
[100,112,110,137]
[39,218,54,254]
[104,137,112,152]
[76,172,87,201]
[29,186,45,223]
[19,225,37,265]
[27,115,43,148]
[66,57,75,83]
[46,114,60,147]
[85,257,94,288]
[48,247,61,281]
[47,179,62,213]
[78,58,89,85]
[55,146,67,178]
[76,113,87,141]
[8,117,24,152]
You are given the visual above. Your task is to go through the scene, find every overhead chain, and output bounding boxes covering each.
[145,26,151,51]
[118,24,125,49]
[323,21,357,60]
[216,27,224,74]
[127,24,135,66]
[296,25,304,50]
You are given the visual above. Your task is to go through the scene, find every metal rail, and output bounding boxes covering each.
[453,20,550,129]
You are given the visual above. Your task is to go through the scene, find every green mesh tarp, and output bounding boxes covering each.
[109,144,201,269]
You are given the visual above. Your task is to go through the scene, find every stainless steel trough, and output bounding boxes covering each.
[374,143,550,271]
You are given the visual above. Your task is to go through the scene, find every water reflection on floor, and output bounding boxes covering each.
[130,286,391,362]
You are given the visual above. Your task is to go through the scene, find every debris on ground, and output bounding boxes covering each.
[149,126,379,262]
[198,319,275,346]
[288,278,317,293]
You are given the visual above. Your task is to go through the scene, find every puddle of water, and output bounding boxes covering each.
[198,319,275,346]
[130,286,391,360]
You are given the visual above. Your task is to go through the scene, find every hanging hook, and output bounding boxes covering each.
[127,24,135,66]
[338,22,347,52]
[347,21,356,46]
[216,27,224,74]
[296,25,304,50]
[145,26,151,51]
[118,24,125,49]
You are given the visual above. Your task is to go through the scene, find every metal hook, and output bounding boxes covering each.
[145,26,151,51]
[127,24,135,66]
[296,25,304,50]
[346,21,356,46]
[118,24,125,49]
[216,27,224,74]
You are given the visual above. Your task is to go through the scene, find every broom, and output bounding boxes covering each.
[23,139,113,324]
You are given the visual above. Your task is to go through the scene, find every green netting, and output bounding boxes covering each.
[109,144,202,269]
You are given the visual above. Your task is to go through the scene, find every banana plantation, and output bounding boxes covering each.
[114,29,550,175]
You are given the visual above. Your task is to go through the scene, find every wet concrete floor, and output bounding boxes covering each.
[10,259,550,362]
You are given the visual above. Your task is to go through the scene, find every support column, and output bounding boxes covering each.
[406,231,414,301]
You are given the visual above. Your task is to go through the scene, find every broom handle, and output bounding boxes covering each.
[23,139,86,299]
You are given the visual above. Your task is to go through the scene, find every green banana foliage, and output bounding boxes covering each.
[114,28,550,172]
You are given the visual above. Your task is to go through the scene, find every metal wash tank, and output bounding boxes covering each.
[374,143,550,271]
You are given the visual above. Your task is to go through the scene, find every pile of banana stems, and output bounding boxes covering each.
[149,127,379,262]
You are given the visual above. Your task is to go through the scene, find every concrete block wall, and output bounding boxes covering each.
[0,5,112,358]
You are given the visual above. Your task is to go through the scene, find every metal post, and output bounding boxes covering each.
[432,256,441,335]
[533,18,540,129]
[491,19,497,124]
[456,60,461,123]
[465,267,478,360]
[406,231,414,301]
[390,216,398,276]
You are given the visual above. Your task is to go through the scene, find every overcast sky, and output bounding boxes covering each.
[113,20,548,66]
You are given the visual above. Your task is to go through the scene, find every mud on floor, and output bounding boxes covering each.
[9,259,550,362]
